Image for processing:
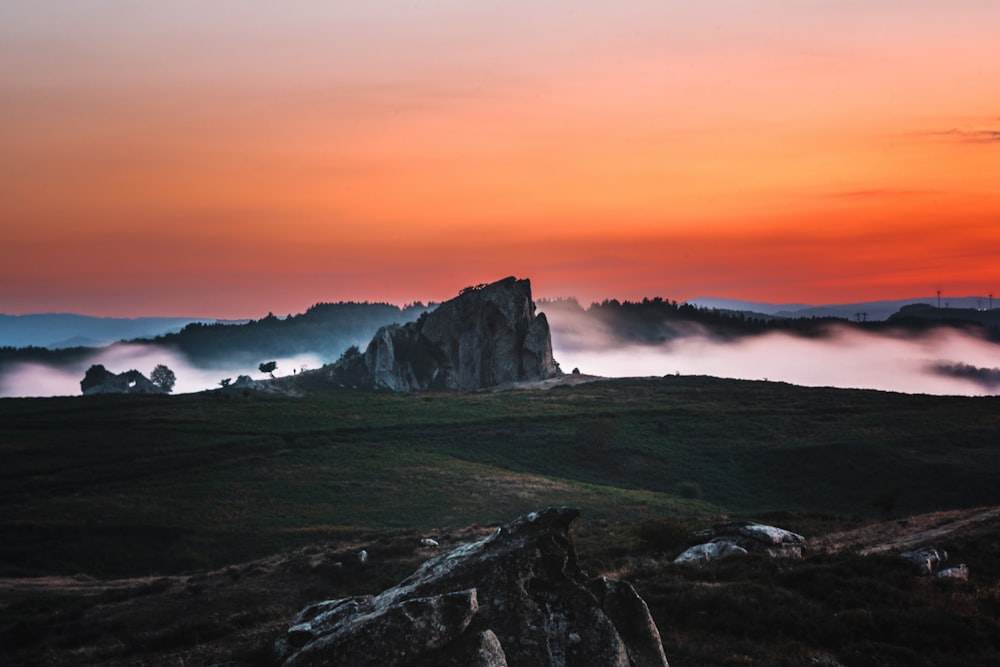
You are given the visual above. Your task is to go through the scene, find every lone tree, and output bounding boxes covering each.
[259,361,277,378]
[150,364,176,393]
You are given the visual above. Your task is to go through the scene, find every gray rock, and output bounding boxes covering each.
[937,564,969,580]
[469,630,510,667]
[901,546,947,575]
[280,589,479,667]
[674,521,806,565]
[362,277,561,392]
[591,577,670,667]
[276,508,668,667]
[673,541,748,565]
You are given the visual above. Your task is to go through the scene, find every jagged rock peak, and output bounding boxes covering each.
[363,276,561,392]
[275,507,669,667]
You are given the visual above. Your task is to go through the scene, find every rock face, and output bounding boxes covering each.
[363,277,560,392]
[275,508,669,667]
[80,364,166,396]
[674,521,806,565]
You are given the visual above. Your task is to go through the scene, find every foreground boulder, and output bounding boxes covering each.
[361,276,560,392]
[674,521,806,565]
[275,508,668,667]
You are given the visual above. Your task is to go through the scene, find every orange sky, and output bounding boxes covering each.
[2,1,999,317]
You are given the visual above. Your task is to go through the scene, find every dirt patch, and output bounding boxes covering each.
[810,505,1000,555]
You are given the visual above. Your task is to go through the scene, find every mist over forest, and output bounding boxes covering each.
[2,295,1000,398]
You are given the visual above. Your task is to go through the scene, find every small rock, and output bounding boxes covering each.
[674,541,748,565]
[938,564,969,580]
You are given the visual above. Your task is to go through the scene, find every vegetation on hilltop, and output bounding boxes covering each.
[148,301,431,365]
[540,297,1000,347]
[0,301,431,372]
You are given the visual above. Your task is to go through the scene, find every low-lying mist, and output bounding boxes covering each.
[550,320,1000,396]
[0,345,325,398]
[3,319,999,398]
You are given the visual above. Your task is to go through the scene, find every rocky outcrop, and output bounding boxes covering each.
[361,277,560,392]
[80,364,167,396]
[275,508,668,667]
[231,375,264,391]
[674,521,806,565]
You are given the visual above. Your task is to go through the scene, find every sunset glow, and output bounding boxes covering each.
[3,2,999,317]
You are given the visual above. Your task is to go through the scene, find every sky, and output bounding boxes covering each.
[2,1,1000,318]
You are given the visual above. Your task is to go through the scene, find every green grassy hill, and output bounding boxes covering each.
[3,376,999,577]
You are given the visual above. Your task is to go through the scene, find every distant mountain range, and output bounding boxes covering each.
[0,314,225,349]
[687,296,993,322]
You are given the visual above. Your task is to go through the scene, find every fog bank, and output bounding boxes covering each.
[552,324,1000,396]
[0,345,324,398]
[3,325,1000,398]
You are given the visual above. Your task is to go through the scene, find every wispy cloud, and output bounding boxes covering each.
[918,127,1000,144]
[827,189,937,199]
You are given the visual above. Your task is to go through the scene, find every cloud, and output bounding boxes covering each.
[826,189,938,199]
[919,128,1000,144]
[5,323,1000,398]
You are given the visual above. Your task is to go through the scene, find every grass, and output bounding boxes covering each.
[2,375,1000,577]
[628,546,1000,667]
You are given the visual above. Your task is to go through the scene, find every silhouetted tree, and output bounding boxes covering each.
[150,364,176,392]
[259,360,277,378]
[339,345,361,362]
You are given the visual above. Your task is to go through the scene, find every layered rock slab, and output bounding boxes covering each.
[674,521,807,565]
[275,508,668,667]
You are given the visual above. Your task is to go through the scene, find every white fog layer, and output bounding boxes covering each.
[552,325,1000,396]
